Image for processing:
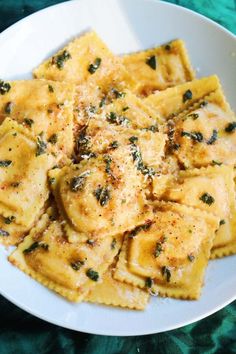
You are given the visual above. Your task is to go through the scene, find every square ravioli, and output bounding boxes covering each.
[114,202,219,299]
[170,89,236,168]
[0,79,75,156]
[163,165,236,258]
[49,146,153,243]
[0,118,55,232]
[76,119,167,171]
[85,263,149,310]
[122,39,195,96]
[144,75,220,120]
[9,207,123,302]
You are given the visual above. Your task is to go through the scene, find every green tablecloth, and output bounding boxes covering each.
[0,0,235,352]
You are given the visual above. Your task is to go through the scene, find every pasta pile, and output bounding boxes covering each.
[0,31,235,310]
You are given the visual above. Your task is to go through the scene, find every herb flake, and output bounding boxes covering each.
[183,89,192,103]
[199,192,215,205]
[86,268,99,281]
[0,160,12,167]
[88,58,102,74]
[146,56,156,70]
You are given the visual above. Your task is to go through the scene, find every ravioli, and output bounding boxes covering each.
[0,118,55,243]
[122,39,195,96]
[171,90,236,168]
[163,165,236,258]
[9,207,123,302]
[49,146,153,242]
[0,80,75,156]
[76,118,167,171]
[33,31,138,126]
[144,75,220,120]
[114,202,219,299]
[86,262,149,310]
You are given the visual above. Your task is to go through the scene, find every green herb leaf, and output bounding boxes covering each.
[146,56,156,70]
[183,89,192,103]
[86,268,99,281]
[48,177,56,185]
[5,101,13,114]
[88,58,102,74]
[53,50,71,69]
[212,160,222,166]
[220,219,226,225]
[4,216,15,224]
[104,155,112,174]
[145,277,153,288]
[106,111,129,126]
[199,192,215,205]
[23,242,39,254]
[109,141,119,149]
[71,260,85,271]
[129,221,152,238]
[161,266,171,282]
[0,80,11,95]
[154,242,163,257]
[48,84,54,93]
[111,88,126,99]
[207,129,218,145]
[187,254,195,262]
[181,131,203,142]
[70,171,90,192]
[24,118,34,127]
[187,113,199,120]
[48,133,58,145]
[94,186,111,206]
[0,160,12,167]
[225,122,236,133]
[36,136,47,156]
[164,44,171,50]
[111,238,116,250]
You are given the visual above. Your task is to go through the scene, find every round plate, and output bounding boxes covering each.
[0,0,235,336]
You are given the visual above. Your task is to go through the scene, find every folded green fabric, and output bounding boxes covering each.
[0,0,235,353]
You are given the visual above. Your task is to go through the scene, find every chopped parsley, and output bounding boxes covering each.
[99,97,106,108]
[219,219,226,226]
[4,216,15,224]
[129,140,155,177]
[109,141,119,150]
[129,221,152,238]
[122,106,129,112]
[183,89,192,103]
[23,118,34,127]
[161,266,171,282]
[11,181,20,187]
[145,277,153,288]
[88,57,102,74]
[53,50,71,69]
[23,241,48,254]
[48,84,54,93]
[70,171,90,192]
[154,242,163,258]
[106,111,129,126]
[0,160,12,167]
[70,260,85,271]
[5,101,13,114]
[187,254,195,262]
[212,160,222,166]
[48,133,58,145]
[36,135,47,156]
[111,88,126,99]
[181,131,203,142]
[143,125,159,133]
[94,186,111,206]
[199,192,215,205]
[199,101,208,108]
[207,129,218,145]
[0,80,11,95]
[48,177,56,185]
[103,155,112,174]
[187,113,199,120]
[165,44,171,50]
[146,55,156,70]
[0,229,9,237]
[86,268,99,281]
[225,122,236,133]
[111,238,116,250]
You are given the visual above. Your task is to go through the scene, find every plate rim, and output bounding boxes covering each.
[0,0,235,336]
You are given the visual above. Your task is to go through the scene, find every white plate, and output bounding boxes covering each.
[0,0,236,336]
